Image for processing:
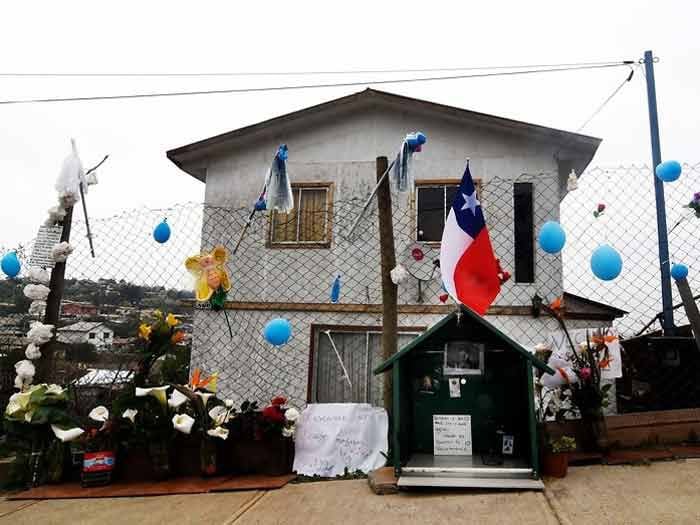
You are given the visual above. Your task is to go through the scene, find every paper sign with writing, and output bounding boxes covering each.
[433,414,471,456]
[293,403,388,477]
[29,225,63,268]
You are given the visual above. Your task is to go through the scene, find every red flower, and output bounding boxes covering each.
[270,396,287,406]
[262,405,285,423]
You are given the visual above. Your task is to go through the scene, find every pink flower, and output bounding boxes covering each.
[579,367,592,381]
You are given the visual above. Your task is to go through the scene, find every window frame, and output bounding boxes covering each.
[415,179,481,245]
[267,182,334,249]
[307,324,425,404]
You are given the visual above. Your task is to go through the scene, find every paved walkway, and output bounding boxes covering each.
[2,459,700,524]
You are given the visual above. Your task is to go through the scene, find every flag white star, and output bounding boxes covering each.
[460,191,480,215]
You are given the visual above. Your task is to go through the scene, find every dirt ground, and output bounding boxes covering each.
[2,459,699,524]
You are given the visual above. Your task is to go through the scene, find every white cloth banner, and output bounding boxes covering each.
[547,328,622,379]
[293,403,388,477]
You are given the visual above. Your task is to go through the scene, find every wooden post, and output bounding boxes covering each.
[38,206,74,382]
[675,277,700,352]
[376,156,398,410]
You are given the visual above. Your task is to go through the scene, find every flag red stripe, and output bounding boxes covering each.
[453,229,501,315]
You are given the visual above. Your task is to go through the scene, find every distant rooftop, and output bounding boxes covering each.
[58,321,106,333]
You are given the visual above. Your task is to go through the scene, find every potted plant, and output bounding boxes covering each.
[3,383,83,487]
[228,396,298,475]
[79,405,124,487]
[169,368,232,477]
[542,435,576,478]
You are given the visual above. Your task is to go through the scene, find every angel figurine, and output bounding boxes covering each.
[185,245,232,310]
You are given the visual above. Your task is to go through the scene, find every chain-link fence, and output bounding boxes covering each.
[2,163,700,412]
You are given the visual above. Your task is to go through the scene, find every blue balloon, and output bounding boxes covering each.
[655,160,682,182]
[538,221,566,254]
[1,251,20,278]
[153,219,171,243]
[264,318,292,346]
[415,131,427,145]
[591,245,622,281]
[671,263,689,281]
[330,275,341,303]
[277,144,289,161]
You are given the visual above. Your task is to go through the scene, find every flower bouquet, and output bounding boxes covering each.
[135,310,186,387]
[4,384,82,486]
[168,368,232,477]
[227,396,298,476]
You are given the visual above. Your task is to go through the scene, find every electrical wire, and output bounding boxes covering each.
[0,61,633,105]
[576,66,636,133]
[0,60,632,78]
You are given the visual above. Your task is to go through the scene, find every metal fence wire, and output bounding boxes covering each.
[2,163,700,411]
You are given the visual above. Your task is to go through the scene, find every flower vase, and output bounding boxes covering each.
[200,437,217,477]
[580,410,609,452]
[542,452,569,478]
[148,441,172,480]
[46,440,65,484]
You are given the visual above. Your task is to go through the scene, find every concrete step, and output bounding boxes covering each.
[398,475,544,490]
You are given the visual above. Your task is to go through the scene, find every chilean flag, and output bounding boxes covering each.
[439,162,501,315]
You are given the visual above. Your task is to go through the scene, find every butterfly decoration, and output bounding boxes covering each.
[185,245,232,310]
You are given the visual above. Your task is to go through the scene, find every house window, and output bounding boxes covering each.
[88,333,96,340]
[103,332,111,339]
[311,328,421,406]
[270,183,333,247]
[416,180,479,242]
[513,182,535,283]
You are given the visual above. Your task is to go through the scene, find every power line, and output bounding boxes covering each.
[0,62,633,106]
[0,60,631,78]
[576,66,636,132]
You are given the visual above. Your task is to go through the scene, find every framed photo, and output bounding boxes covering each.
[443,341,484,376]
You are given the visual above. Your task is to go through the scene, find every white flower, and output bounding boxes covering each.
[206,426,229,440]
[168,388,189,409]
[51,425,84,443]
[26,322,54,345]
[46,205,67,225]
[209,405,231,426]
[122,409,138,423]
[172,413,195,434]
[196,392,214,407]
[534,342,551,352]
[135,385,169,405]
[285,407,300,423]
[51,242,74,263]
[15,360,35,379]
[45,384,65,396]
[89,405,109,423]
[14,376,24,390]
[86,171,98,186]
[28,300,47,318]
[58,191,79,208]
[25,343,42,360]
[390,264,409,285]
[6,391,30,416]
[224,399,234,409]
[566,170,578,191]
[26,267,51,284]
[282,426,295,438]
[23,284,50,301]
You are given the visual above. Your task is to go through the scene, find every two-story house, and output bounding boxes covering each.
[167,88,623,406]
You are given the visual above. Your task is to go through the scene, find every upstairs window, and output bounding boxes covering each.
[513,182,535,283]
[270,183,333,247]
[416,180,479,243]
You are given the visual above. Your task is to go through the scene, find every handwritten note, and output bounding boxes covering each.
[293,403,388,477]
[29,225,63,268]
[433,414,471,456]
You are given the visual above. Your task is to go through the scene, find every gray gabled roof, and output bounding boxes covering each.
[373,306,554,375]
[167,88,601,181]
[58,321,106,333]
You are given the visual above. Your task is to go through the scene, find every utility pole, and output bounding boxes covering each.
[643,50,675,334]
[376,156,398,410]
[39,206,74,382]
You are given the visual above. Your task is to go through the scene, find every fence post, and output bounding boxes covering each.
[38,206,74,382]
[643,49,675,334]
[376,156,398,410]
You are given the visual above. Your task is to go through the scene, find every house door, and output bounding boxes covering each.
[312,329,419,406]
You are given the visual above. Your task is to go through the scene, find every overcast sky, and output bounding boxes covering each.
[1,0,698,248]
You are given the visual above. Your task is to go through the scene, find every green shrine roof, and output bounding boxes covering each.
[373,306,555,375]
